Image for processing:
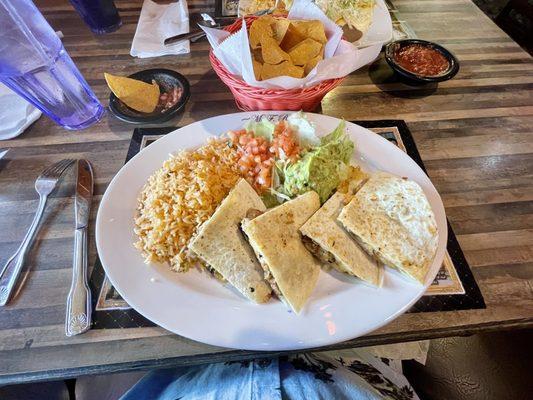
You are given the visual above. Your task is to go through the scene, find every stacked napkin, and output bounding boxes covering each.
[131,0,190,58]
[0,83,41,140]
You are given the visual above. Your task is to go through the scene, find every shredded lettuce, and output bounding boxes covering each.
[287,111,320,150]
[268,161,291,204]
[262,164,291,207]
[244,118,275,141]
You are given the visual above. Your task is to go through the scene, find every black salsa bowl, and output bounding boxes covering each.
[384,39,460,85]
[108,68,190,124]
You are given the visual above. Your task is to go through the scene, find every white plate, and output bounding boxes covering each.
[354,0,393,48]
[96,112,447,351]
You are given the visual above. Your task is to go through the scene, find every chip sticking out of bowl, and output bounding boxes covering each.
[261,61,304,80]
[304,54,322,75]
[252,58,263,80]
[249,15,275,49]
[288,38,323,66]
[261,36,291,64]
[280,23,307,50]
[271,18,291,44]
[248,16,327,81]
[104,73,160,113]
[291,20,327,44]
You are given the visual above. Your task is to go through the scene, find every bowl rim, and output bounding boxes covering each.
[108,68,191,124]
[384,39,460,83]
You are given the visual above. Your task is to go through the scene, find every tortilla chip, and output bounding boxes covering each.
[252,58,263,81]
[252,47,264,64]
[288,38,323,66]
[280,23,307,51]
[292,20,327,44]
[261,36,291,64]
[270,18,290,44]
[104,73,159,113]
[261,61,304,80]
[304,54,322,76]
[249,15,274,49]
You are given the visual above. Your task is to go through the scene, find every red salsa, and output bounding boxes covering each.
[158,86,183,112]
[394,44,450,76]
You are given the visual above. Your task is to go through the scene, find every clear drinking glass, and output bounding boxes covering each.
[0,0,104,130]
[69,0,122,35]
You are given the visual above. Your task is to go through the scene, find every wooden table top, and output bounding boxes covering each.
[0,0,532,385]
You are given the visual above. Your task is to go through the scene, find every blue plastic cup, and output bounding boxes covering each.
[69,0,122,35]
[0,0,105,130]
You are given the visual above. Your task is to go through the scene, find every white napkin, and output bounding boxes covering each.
[131,0,190,58]
[201,0,382,89]
[0,83,41,140]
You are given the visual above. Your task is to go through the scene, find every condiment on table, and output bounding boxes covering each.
[394,44,450,76]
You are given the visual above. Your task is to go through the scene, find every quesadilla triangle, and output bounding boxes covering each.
[300,170,383,287]
[241,191,321,314]
[338,172,439,285]
[188,179,271,303]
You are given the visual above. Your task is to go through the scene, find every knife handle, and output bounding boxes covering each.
[164,29,207,46]
[65,227,91,336]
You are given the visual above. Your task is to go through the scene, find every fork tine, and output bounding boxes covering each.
[40,159,75,179]
[49,159,75,178]
[40,160,68,179]
[39,159,67,176]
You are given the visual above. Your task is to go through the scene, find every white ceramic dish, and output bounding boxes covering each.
[96,112,447,351]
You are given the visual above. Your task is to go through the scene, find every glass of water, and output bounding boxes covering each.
[0,0,104,130]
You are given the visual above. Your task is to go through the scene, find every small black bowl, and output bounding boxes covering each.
[108,68,190,124]
[384,39,459,85]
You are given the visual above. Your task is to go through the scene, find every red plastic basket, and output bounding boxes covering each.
[209,17,344,112]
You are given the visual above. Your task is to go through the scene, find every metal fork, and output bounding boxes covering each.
[0,159,75,306]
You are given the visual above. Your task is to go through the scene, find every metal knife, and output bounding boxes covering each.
[0,148,8,160]
[164,15,221,46]
[65,159,93,336]
[164,28,212,46]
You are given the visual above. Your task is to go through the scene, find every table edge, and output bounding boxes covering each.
[2,317,532,385]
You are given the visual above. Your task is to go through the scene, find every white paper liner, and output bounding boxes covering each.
[201,0,384,89]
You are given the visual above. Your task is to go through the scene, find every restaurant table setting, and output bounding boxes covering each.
[0,0,531,386]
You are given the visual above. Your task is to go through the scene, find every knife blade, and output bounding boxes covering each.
[75,159,93,229]
[0,148,8,160]
[66,159,93,336]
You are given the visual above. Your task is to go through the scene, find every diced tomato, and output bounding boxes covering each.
[238,135,248,145]
[227,120,303,193]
